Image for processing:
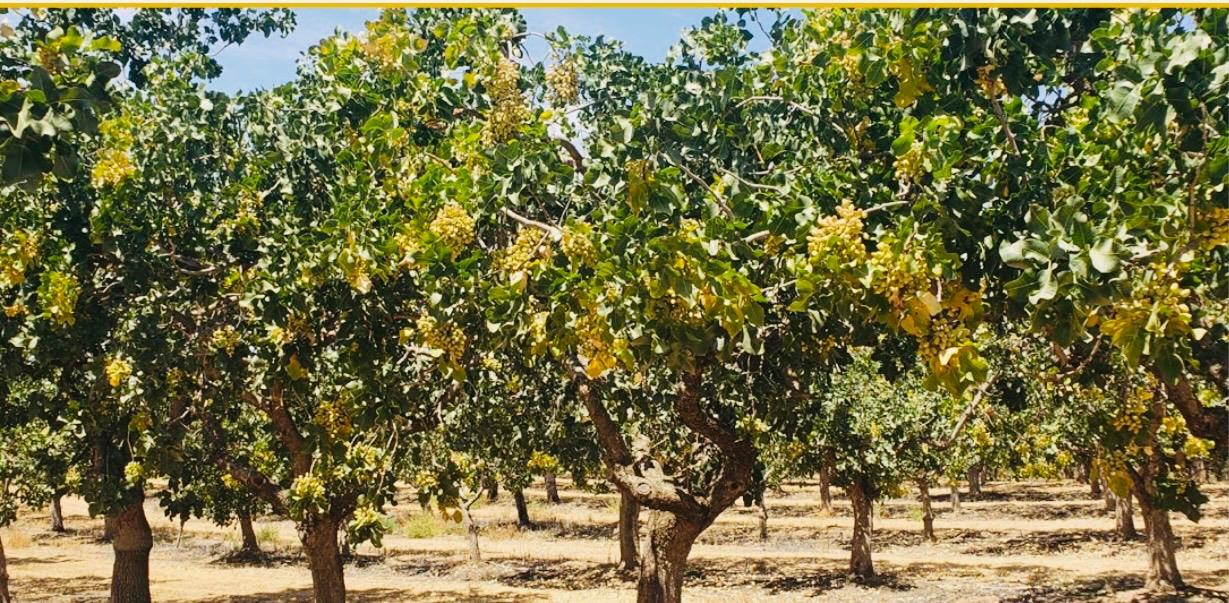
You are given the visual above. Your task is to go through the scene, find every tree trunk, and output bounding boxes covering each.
[818,462,833,515]
[298,516,346,603]
[1137,497,1183,590]
[967,466,982,499]
[1103,476,1116,512]
[619,491,640,572]
[0,532,12,603]
[1089,471,1102,498]
[239,512,260,553]
[102,514,116,542]
[513,489,532,529]
[949,478,961,513]
[484,477,498,502]
[756,500,768,542]
[460,504,481,563]
[848,479,874,578]
[918,479,935,542]
[637,511,704,603]
[1114,492,1137,540]
[109,498,153,603]
[50,494,65,533]
[544,472,562,504]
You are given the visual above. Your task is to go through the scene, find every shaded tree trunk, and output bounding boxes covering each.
[484,477,499,502]
[0,532,11,603]
[1114,493,1137,540]
[756,500,768,542]
[461,503,481,563]
[298,515,346,603]
[1102,476,1115,512]
[918,479,935,542]
[1137,495,1183,590]
[619,491,640,572]
[50,494,65,533]
[949,478,961,513]
[967,466,982,499]
[238,512,260,553]
[818,461,833,515]
[544,472,562,504]
[109,497,153,603]
[848,478,874,578]
[513,489,532,529]
[637,511,705,603]
[102,514,116,542]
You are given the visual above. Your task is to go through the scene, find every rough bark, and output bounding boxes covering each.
[619,490,640,572]
[544,472,562,504]
[848,478,874,578]
[0,532,11,603]
[1114,492,1137,540]
[637,511,705,603]
[239,512,260,553]
[460,503,481,563]
[109,498,153,603]
[918,479,935,542]
[299,515,346,603]
[50,494,65,533]
[513,489,532,529]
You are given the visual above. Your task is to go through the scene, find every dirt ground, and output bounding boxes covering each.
[3,480,1228,602]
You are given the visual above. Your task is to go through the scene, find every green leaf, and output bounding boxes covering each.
[1088,238,1119,274]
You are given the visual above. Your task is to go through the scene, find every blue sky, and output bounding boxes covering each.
[211,9,748,93]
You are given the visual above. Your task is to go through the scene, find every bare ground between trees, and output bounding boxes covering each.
[3,481,1227,602]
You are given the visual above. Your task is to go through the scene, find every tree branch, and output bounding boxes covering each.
[939,374,997,450]
[501,207,563,241]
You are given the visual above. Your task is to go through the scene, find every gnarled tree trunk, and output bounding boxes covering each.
[637,511,706,603]
[918,479,935,542]
[239,512,260,553]
[0,532,12,603]
[619,491,640,572]
[50,494,65,533]
[578,368,755,603]
[109,497,153,603]
[513,489,532,529]
[1114,492,1137,540]
[299,515,346,603]
[544,472,562,504]
[848,478,874,578]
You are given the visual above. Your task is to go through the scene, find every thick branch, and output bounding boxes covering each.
[244,383,311,477]
[553,137,585,170]
[675,367,756,515]
[576,376,706,517]
[199,412,287,515]
[1154,369,1228,453]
